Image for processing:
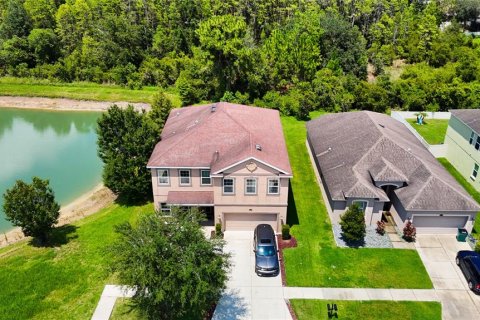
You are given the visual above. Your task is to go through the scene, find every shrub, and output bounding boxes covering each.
[475,240,480,253]
[215,223,222,238]
[339,203,366,242]
[376,220,386,235]
[282,224,291,240]
[403,220,416,242]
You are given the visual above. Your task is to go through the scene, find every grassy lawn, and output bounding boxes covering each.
[0,202,152,320]
[0,77,182,106]
[110,299,143,320]
[407,119,449,145]
[290,300,441,320]
[438,157,480,236]
[282,113,432,288]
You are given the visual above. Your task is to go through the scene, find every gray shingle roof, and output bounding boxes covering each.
[450,109,480,135]
[307,111,480,212]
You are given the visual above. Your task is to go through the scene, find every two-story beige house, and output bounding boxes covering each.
[147,102,292,232]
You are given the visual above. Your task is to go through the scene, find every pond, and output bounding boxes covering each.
[0,108,103,233]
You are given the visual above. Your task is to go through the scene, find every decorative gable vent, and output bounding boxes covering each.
[255,144,262,151]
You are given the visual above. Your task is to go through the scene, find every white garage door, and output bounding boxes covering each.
[412,215,468,230]
[224,213,278,231]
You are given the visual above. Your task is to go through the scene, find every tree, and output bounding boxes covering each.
[149,91,174,130]
[2,177,60,244]
[0,0,32,40]
[97,105,159,202]
[339,203,366,242]
[109,208,230,320]
[28,28,58,64]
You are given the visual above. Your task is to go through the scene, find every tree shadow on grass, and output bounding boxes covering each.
[29,224,78,248]
[114,193,152,207]
[286,181,299,226]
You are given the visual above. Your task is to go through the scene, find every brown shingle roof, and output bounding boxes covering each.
[166,191,214,205]
[450,109,480,134]
[147,102,292,175]
[307,111,480,212]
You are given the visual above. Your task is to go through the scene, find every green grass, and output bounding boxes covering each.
[0,202,153,320]
[0,77,182,106]
[438,157,480,236]
[407,119,449,145]
[282,113,432,288]
[110,298,144,320]
[290,300,441,320]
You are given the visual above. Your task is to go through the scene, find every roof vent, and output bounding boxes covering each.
[211,104,217,112]
[255,144,262,151]
[378,124,385,128]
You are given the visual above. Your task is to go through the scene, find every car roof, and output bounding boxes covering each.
[469,256,480,273]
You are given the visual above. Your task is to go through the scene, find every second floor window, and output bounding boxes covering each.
[475,136,480,151]
[470,132,475,145]
[245,178,257,194]
[223,178,234,194]
[267,178,280,194]
[201,170,211,185]
[179,169,191,185]
[157,169,169,185]
[472,163,479,180]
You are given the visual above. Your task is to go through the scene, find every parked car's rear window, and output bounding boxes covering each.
[257,245,275,256]
[260,239,271,244]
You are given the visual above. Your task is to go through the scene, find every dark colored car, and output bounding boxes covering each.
[253,224,279,276]
[456,250,480,294]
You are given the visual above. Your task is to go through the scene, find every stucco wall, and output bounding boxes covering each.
[445,116,480,192]
[331,198,383,226]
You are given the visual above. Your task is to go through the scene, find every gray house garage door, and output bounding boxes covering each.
[412,215,468,230]
[224,213,278,231]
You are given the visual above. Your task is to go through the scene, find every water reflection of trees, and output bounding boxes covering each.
[0,109,101,138]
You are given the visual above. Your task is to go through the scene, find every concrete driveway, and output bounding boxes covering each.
[213,231,292,320]
[415,234,480,319]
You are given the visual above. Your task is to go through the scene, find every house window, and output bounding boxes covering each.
[159,203,171,215]
[267,178,280,194]
[476,136,480,151]
[471,164,479,180]
[223,178,234,194]
[353,200,368,213]
[245,178,257,195]
[179,169,191,185]
[157,169,169,185]
[470,132,475,145]
[201,170,211,185]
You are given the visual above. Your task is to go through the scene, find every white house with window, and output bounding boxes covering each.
[147,103,292,232]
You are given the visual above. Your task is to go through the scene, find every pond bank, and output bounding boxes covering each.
[0,184,116,248]
[0,96,150,112]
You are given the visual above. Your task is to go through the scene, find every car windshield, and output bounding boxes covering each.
[257,245,275,256]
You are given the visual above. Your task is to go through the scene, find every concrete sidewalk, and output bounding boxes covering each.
[91,285,135,320]
[284,287,439,301]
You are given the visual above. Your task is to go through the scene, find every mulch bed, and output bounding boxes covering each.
[277,236,299,319]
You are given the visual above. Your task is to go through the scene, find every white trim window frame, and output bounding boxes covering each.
[157,169,170,185]
[475,136,480,151]
[200,169,212,186]
[179,169,191,186]
[470,131,475,145]
[352,200,368,213]
[245,178,257,195]
[471,163,479,180]
[159,202,171,215]
[267,178,280,195]
[223,178,235,195]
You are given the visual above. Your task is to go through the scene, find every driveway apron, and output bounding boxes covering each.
[213,231,292,320]
[415,234,480,319]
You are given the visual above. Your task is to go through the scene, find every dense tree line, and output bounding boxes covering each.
[1,0,480,117]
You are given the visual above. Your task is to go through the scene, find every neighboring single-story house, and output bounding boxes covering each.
[307,111,480,234]
[445,109,480,192]
[147,102,292,232]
